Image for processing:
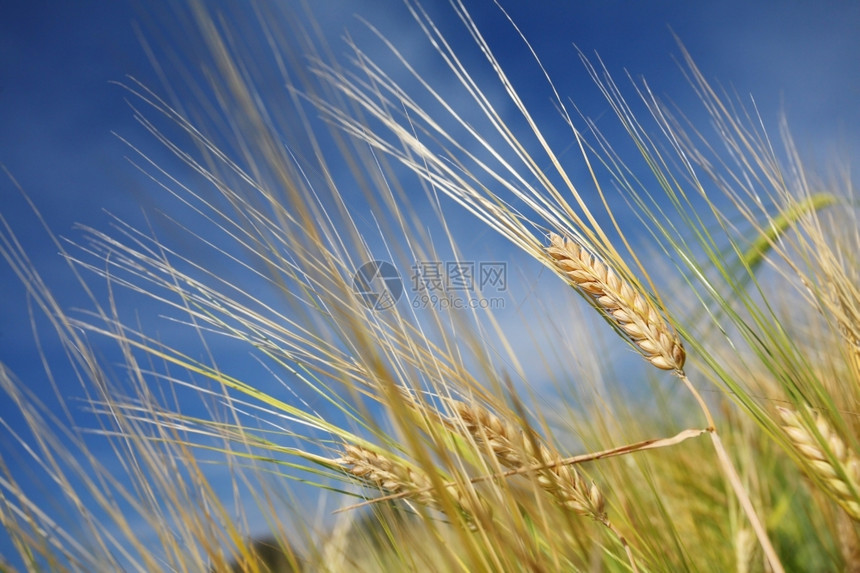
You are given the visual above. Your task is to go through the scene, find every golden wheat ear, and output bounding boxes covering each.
[335,444,483,524]
[449,401,606,521]
[545,233,685,371]
[778,406,860,520]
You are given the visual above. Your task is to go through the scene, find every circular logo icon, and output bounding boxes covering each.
[352,260,403,311]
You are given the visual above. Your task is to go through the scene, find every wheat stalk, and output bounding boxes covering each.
[778,406,860,520]
[735,528,757,573]
[545,233,685,371]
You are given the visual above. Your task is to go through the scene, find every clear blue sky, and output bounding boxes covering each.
[1,0,858,567]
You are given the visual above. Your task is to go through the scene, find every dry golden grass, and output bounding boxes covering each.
[2,2,860,572]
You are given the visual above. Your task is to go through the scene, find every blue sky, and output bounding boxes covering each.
[1,0,859,568]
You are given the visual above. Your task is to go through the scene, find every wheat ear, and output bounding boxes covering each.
[546,233,783,571]
[778,406,860,520]
[450,402,642,571]
[545,233,685,371]
[449,401,606,521]
[336,444,481,522]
